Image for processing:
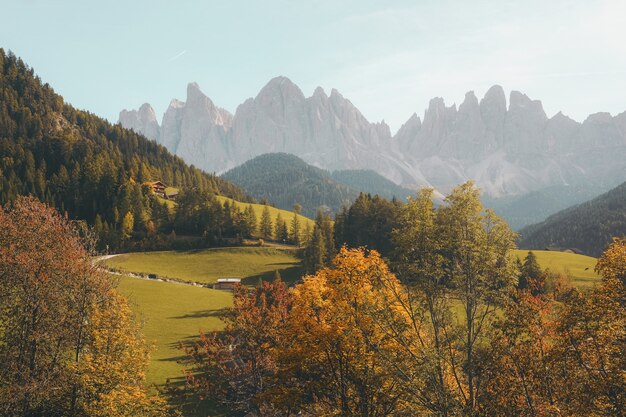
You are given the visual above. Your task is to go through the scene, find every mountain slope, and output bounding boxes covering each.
[222,153,356,217]
[0,49,248,245]
[483,184,606,230]
[518,181,626,256]
[330,169,413,202]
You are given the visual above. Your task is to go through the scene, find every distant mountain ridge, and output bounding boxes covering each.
[222,153,413,217]
[518,181,626,256]
[120,78,626,226]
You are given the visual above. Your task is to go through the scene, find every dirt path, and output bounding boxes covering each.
[94,255,208,288]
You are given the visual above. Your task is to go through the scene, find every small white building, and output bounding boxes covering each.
[213,278,241,290]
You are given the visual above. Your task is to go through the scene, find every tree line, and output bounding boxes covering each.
[185,183,626,416]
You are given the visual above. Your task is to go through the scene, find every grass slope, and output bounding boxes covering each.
[116,276,232,388]
[215,195,316,233]
[104,247,303,285]
[512,249,600,287]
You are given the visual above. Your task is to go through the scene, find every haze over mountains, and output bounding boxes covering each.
[519,180,626,256]
[119,77,626,225]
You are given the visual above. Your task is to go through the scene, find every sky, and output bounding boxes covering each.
[2,0,626,132]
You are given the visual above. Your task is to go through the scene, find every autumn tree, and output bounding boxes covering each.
[0,196,168,416]
[275,247,414,416]
[185,278,292,416]
[390,182,518,415]
[548,239,626,415]
[390,188,458,414]
[122,210,135,240]
[479,236,626,416]
[478,289,558,416]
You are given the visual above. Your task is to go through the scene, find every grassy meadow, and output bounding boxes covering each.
[103,247,303,285]
[513,249,600,287]
[116,276,232,388]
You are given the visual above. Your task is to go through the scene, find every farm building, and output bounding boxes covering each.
[144,181,167,198]
[214,278,241,290]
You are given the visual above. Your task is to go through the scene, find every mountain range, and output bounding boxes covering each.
[119,78,626,226]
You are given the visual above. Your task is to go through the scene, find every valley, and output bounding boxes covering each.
[2,10,625,413]
[107,247,601,391]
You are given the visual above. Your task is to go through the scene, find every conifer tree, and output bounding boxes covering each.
[519,251,545,293]
[259,206,273,240]
[244,204,257,237]
[290,203,302,246]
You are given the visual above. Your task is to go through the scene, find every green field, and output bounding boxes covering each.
[215,195,316,234]
[103,247,303,285]
[116,276,232,388]
[513,249,600,287]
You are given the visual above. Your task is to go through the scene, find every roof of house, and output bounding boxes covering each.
[144,180,166,187]
[217,278,242,283]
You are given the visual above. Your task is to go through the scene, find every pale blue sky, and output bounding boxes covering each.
[2,0,625,131]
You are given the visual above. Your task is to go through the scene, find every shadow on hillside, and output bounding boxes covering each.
[242,265,304,286]
[169,307,229,320]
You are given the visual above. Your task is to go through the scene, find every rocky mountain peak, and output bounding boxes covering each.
[118,103,159,141]
[138,103,157,121]
[168,98,185,109]
[583,112,613,124]
[481,85,506,108]
[394,112,422,150]
[257,76,305,101]
[509,91,547,120]
[312,86,327,99]
[186,82,212,106]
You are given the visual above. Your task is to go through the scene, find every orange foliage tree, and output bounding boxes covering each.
[184,277,292,416]
[0,196,168,417]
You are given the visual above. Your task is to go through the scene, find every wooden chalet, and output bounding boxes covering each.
[144,181,167,198]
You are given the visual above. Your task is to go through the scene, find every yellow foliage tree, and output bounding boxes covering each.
[275,247,416,416]
[76,290,168,417]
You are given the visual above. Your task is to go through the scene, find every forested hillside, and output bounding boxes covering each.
[222,153,414,217]
[222,153,356,217]
[330,169,413,202]
[0,49,251,250]
[519,181,626,256]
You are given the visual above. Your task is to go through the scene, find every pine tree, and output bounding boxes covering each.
[304,227,326,273]
[244,204,257,238]
[519,251,545,294]
[290,203,302,246]
[275,213,289,244]
[259,206,273,240]
[275,213,283,242]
